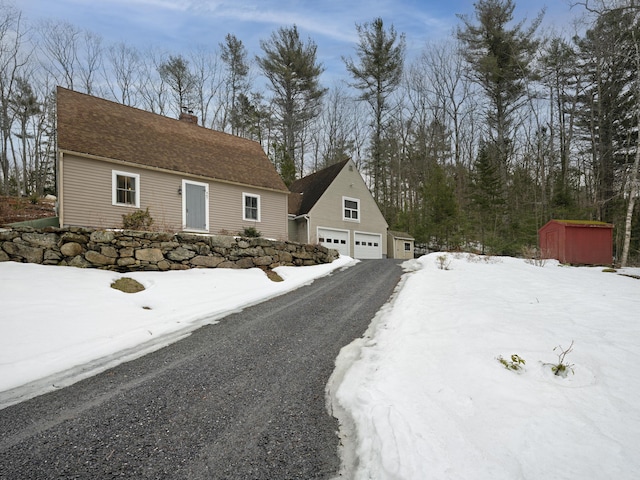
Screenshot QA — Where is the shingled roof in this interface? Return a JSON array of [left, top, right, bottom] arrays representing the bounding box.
[[56, 87, 288, 192], [288, 160, 349, 215]]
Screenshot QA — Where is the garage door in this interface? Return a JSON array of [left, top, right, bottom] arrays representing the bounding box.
[[354, 232, 382, 259], [318, 228, 349, 257]]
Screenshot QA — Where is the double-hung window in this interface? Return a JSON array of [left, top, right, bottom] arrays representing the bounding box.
[[112, 170, 140, 207], [243, 193, 261, 222], [343, 196, 360, 222]]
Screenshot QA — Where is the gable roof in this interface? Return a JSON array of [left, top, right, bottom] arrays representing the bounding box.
[[388, 230, 415, 240], [56, 87, 288, 192], [288, 160, 349, 215]]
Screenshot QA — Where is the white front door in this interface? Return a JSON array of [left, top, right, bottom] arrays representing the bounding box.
[[183, 180, 209, 232], [318, 227, 349, 257], [354, 232, 382, 259]]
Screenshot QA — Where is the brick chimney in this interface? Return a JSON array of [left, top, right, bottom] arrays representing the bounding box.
[[179, 107, 198, 125]]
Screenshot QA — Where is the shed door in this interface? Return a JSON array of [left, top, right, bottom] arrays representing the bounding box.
[[354, 232, 382, 259], [183, 180, 208, 231], [318, 228, 349, 257]]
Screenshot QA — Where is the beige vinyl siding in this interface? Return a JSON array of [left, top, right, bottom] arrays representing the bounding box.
[[388, 237, 414, 259], [61, 154, 182, 230], [210, 183, 288, 239], [307, 162, 388, 256], [61, 154, 288, 238]]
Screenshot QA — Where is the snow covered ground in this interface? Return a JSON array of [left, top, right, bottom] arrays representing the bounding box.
[[0, 257, 354, 407], [331, 253, 640, 480], [2, 253, 640, 479]]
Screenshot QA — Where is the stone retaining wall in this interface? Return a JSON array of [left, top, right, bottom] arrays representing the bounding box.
[[0, 227, 338, 272]]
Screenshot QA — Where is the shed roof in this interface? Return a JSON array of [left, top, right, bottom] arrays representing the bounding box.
[[288, 160, 349, 215], [388, 230, 415, 240], [540, 219, 613, 230], [56, 87, 288, 192]]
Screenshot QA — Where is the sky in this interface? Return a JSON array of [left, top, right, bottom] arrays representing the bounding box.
[[2, 253, 640, 478], [17, 0, 582, 85]]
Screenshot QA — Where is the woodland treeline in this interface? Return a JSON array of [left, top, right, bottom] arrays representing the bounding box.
[[1, 0, 639, 264]]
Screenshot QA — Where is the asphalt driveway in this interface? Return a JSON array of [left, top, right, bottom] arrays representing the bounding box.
[[0, 259, 403, 479]]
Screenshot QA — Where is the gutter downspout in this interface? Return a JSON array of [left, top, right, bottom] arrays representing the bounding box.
[[291, 214, 310, 243], [57, 151, 63, 226]]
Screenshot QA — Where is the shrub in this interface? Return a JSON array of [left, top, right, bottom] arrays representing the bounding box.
[[436, 254, 451, 270], [522, 245, 547, 267], [122, 207, 154, 230], [241, 226, 261, 237]]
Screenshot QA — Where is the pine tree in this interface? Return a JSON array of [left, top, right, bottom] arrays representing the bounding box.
[[158, 55, 196, 115], [457, 0, 542, 176], [343, 17, 406, 206], [575, 8, 637, 222], [257, 25, 325, 183], [470, 142, 506, 254], [220, 34, 250, 136]]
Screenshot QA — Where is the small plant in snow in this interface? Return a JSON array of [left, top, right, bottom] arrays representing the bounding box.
[[466, 253, 501, 264], [497, 354, 526, 372], [549, 340, 575, 377], [522, 245, 547, 267], [436, 254, 451, 270]]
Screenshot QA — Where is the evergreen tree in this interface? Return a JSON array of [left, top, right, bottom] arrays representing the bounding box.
[[256, 25, 325, 184], [423, 163, 459, 250], [457, 0, 542, 175], [470, 142, 506, 254], [10, 77, 40, 196], [220, 34, 250, 136], [575, 7, 637, 222], [158, 55, 196, 115], [343, 17, 406, 206]]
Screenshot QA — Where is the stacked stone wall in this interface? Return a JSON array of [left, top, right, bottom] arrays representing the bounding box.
[[0, 227, 338, 272]]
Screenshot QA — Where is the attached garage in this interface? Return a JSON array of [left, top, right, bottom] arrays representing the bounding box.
[[354, 232, 383, 259], [318, 227, 350, 257], [289, 160, 389, 260]]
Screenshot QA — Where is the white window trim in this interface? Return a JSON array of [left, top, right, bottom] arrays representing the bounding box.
[[342, 196, 360, 223], [182, 179, 210, 232], [112, 170, 140, 207], [242, 192, 261, 222]]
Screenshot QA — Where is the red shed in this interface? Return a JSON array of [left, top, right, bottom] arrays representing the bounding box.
[[538, 220, 614, 265]]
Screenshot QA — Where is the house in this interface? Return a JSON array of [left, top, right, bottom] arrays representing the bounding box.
[[387, 230, 415, 259], [538, 219, 614, 265], [56, 87, 289, 238], [288, 159, 388, 259]]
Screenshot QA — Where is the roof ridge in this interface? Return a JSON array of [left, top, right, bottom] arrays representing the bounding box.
[[56, 87, 288, 192]]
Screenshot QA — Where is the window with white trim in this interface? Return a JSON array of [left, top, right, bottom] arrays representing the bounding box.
[[343, 196, 360, 222], [243, 193, 261, 221], [112, 170, 140, 207]]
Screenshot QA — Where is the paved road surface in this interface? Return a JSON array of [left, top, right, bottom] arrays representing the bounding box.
[[0, 259, 403, 479]]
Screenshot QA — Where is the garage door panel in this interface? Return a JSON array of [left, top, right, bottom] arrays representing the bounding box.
[[354, 232, 382, 259], [318, 228, 349, 257]]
